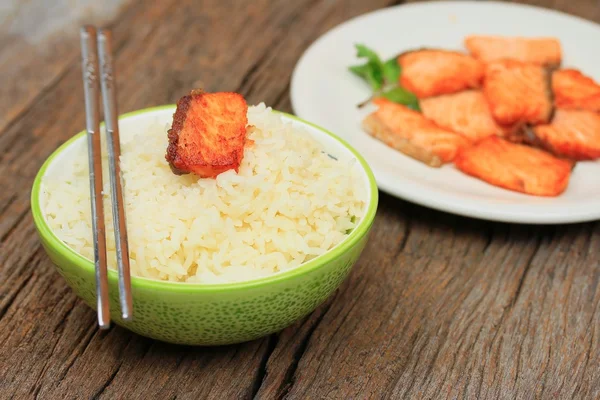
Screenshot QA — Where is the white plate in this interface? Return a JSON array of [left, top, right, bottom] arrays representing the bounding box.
[[290, 1, 600, 224]]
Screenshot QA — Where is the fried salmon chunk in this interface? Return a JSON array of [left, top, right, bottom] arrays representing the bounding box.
[[531, 109, 600, 160], [483, 60, 553, 126], [420, 90, 519, 142], [166, 90, 248, 178], [454, 136, 572, 197], [397, 49, 484, 98], [362, 98, 470, 167], [465, 35, 562, 67], [552, 69, 600, 112]]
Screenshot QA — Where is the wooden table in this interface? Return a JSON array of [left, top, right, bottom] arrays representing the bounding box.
[[2, 0, 599, 398]]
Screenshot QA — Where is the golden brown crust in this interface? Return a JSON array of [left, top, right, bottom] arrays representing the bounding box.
[[363, 98, 470, 166], [166, 92, 194, 175], [362, 114, 443, 167], [165, 90, 248, 178]]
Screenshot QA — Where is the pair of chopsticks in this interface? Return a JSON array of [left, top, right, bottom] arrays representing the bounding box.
[[80, 26, 132, 329]]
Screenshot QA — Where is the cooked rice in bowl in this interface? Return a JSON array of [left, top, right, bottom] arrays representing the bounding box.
[[41, 104, 368, 283]]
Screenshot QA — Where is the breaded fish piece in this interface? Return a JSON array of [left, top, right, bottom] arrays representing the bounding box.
[[454, 136, 572, 197], [483, 60, 553, 126], [166, 90, 248, 178], [552, 69, 600, 112], [363, 98, 470, 167], [397, 49, 484, 98], [465, 35, 562, 67], [420, 90, 519, 142], [531, 109, 600, 160]]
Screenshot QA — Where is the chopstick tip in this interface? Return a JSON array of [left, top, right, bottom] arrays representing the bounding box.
[[97, 28, 113, 42], [81, 25, 97, 37], [98, 317, 111, 330]]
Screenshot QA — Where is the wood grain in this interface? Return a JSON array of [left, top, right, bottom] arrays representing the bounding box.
[[0, 0, 130, 138], [1, 0, 599, 399]]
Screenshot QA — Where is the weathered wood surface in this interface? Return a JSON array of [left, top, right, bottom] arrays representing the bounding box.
[[1, 0, 599, 398]]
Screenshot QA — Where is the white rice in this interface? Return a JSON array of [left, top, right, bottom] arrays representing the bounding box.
[[41, 104, 367, 283]]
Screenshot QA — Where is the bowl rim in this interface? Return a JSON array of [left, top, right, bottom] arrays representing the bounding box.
[[30, 104, 379, 292]]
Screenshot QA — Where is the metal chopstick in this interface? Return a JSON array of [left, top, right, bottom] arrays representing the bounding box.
[[97, 28, 134, 321], [80, 26, 111, 329]]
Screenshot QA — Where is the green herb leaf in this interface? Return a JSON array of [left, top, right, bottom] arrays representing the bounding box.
[[380, 87, 420, 111], [348, 62, 383, 90], [350, 44, 387, 90], [355, 44, 383, 69], [349, 45, 418, 109], [364, 65, 383, 90], [382, 56, 401, 84], [349, 63, 370, 77]]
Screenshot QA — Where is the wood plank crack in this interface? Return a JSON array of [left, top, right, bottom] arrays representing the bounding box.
[[251, 334, 278, 399], [394, 218, 412, 257], [0, 207, 31, 244], [0, 269, 33, 321], [55, 323, 99, 386], [465, 324, 487, 398], [486, 237, 543, 357], [0, 193, 17, 217], [92, 360, 125, 399], [509, 237, 543, 311], [570, 290, 600, 397], [29, 309, 75, 398], [0, 249, 39, 321], [236, 48, 273, 97], [277, 300, 335, 400], [482, 227, 494, 254]]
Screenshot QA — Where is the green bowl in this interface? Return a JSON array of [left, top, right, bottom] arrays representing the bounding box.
[[30, 105, 378, 346]]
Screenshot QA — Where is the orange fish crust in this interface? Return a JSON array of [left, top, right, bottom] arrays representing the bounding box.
[[454, 136, 572, 197], [364, 98, 470, 166], [420, 90, 520, 142], [483, 60, 553, 126], [552, 69, 600, 112], [398, 49, 484, 99], [532, 109, 600, 160], [464, 35, 562, 67], [166, 90, 248, 178]]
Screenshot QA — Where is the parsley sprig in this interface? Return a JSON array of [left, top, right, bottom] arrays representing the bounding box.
[[348, 44, 420, 111]]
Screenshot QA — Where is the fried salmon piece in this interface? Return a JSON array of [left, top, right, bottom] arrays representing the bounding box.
[[552, 69, 600, 112], [420, 90, 520, 142], [362, 98, 470, 167], [483, 60, 553, 126], [465, 35, 562, 67], [165, 90, 248, 178], [530, 109, 600, 160], [398, 49, 484, 98], [454, 136, 572, 197]]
